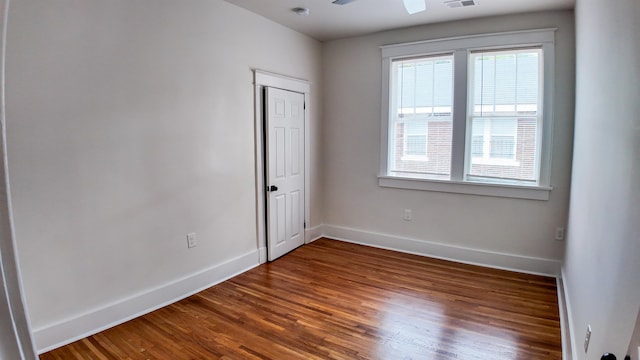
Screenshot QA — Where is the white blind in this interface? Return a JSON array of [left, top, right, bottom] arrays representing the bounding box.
[[472, 48, 541, 115], [396, 55, 453, 116]]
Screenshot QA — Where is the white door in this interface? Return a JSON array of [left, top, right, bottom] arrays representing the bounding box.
[[265, 87, 305, 261]]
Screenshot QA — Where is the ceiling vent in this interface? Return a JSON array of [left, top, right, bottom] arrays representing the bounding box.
[[444, 0, 477, 8]]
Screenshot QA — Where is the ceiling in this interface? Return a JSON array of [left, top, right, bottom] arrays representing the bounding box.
[[223, 0, 574, 42]]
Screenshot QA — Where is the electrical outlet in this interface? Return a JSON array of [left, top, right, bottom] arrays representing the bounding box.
[[555, 227, 565, 241], [187, 232, 197, 248], [584, 324, 592, 353], [403, 209, 412, 221]]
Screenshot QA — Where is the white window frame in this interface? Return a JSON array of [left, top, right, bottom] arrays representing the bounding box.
[[379, 29, 556, 200]]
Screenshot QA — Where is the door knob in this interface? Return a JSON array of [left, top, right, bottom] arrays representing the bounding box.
[[268, 185, 278, 192]]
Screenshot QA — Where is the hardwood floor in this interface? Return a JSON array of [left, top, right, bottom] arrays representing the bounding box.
[[41, 238, 562, 359]]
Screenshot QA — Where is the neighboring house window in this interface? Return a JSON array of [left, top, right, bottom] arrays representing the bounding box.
[[379, 29, 555, 200], [403, 119, 428, 158]]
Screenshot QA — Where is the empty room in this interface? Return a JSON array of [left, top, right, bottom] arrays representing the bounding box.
[[0, 0, 638, 359]]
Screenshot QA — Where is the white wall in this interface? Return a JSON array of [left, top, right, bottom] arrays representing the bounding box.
[[563, 0, 640, 358], [0, 272, 21, 359], [628, 310, 640, 360], [322, 11, 575, 269], [0, 0, 37, 357], [4, 0, 322, 351]]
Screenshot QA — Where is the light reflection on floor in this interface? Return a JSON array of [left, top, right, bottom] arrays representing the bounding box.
[[372, 293, 524, 359]]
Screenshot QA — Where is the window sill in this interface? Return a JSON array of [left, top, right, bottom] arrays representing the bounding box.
[[378, 175, 552, 200]]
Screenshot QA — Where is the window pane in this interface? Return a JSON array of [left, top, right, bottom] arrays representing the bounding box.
[[471, 136, 484, 157], [516, 52, 539, 109], [490, 136, 515, 158], [471, 118, 484, 157], [491, 118, 517, 136], [495, 54, 516, 109], [433, 60, 453, 108], [390, 55, 453, 178], [399, 64, 416, 111], [406, 135, 427, 155], [405, 120, 427, 156], [468, 117, 537, 181], [472, 49, 541, 116]]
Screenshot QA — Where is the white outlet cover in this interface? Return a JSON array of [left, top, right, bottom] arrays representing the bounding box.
[[584, 324, 592, 353], [187, 232, 197, 248]]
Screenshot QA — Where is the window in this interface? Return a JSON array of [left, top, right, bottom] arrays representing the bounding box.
[[468, 48, 542, 181], [379, 29, 555, 200], [391, 55, 453, 174]]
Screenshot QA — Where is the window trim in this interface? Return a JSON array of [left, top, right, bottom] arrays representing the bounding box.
[[379, 28, 556, 201]]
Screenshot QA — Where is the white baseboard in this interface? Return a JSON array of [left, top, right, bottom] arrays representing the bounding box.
[[556, 276, 573, 360], [560, 267, 577, 360], [322, 225, 561, 277], [33, 249, 260, 354], [305, 225, 323, 244]]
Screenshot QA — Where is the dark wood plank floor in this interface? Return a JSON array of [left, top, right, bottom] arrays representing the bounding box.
[[41, 238, 561, 359]]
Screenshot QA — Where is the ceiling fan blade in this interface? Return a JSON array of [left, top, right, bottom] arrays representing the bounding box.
[[403, 0, 426, 14], [332, 0, 357, 5]]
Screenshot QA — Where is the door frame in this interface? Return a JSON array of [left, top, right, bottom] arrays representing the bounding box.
[[253, 70, 310, 264]]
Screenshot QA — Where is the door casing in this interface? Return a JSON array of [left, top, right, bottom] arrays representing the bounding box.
[[253, 70, 311, 263]]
